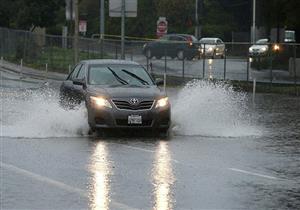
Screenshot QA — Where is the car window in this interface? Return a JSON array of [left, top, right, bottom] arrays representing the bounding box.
[[170, 36, 184, 41], [68, 64, 82, 80], [190, 36, 198, 42], [76, 64, 86, 80], [181, 35, 197, 42], [256, 39, 268, 44]]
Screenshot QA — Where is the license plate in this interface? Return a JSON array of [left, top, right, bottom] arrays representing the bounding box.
[[128, 115, 142, 124]]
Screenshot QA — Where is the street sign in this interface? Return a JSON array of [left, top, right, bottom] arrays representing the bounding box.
[[79, 20, 87, 33], [109, 0, 137, 17], [157, 17, 168, 38]]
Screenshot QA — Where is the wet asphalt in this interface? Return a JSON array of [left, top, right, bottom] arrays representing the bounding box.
[[1, 68, 300, 210]]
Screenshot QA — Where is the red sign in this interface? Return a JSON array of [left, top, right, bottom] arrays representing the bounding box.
[[156, 17, 168, 38], [79, 20, 87, 33]]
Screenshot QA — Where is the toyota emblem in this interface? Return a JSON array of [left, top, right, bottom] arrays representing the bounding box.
[[129, 98, 139, 105]]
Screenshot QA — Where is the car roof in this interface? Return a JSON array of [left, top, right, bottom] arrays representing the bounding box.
[[81, 59, 140, 66], [200, 37, 219, 41], [166, 33, 192, 36], [257, 38, 268, 42]]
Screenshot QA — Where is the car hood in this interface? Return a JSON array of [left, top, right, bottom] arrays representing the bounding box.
[[200, 44, 217, 48], [250, 44, 268, 50], [87, 85, 165, 99]]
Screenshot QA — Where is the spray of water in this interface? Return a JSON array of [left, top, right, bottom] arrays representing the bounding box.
[[1, 80, 261, 139], [172, 80, 261, 137], [1, 88, 89, 138]]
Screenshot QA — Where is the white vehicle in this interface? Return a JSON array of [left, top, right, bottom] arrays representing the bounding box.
[[284, 30, 295, 43], [199, 37, 226, 58], [249, 39, 269, 57]]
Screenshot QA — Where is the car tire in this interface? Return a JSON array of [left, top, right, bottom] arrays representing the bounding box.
[[88, 125, 96, 135], [177, 50, 184, 60], [145, 49, 153, 59], [159, 128, 170, 138], [187, 55, 194, 60]]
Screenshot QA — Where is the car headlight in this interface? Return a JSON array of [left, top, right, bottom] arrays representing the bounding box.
[[155, 97, 169, 108], [261, 47, 267, 52], [249, 47, 253, 52], [90, 96, 112, 108], [143, 43, 147, 49]]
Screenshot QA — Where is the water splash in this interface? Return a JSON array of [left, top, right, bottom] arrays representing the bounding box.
[[0, 81, 262, 139], [1, 88, 89, 138], [172, 80, 262, 137]]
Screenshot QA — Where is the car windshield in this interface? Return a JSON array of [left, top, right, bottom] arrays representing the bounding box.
[[88, 64, 155, 86], [199, 39, 216, 44], [256, 39, 268, 44]]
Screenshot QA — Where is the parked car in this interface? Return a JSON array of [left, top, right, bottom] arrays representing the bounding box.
[[199, 37, 226, 58], [142, 34, 200, 60], [249, 39, 269, 57], [59, 59, 171, 135]]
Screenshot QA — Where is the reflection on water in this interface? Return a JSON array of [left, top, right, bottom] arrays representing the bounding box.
[[89, 142, 112, 210], [152, 141, 175, 210]]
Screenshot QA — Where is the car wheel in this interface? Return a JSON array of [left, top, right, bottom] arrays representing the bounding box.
[[177, 50, 184, 60], [159, 128, 170, 138], [88, 124, 96, 135], [187, 55, 194, 60], [145, 49, 153, 59]]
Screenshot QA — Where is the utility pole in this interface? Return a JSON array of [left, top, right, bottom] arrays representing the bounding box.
[[100, 0, 105, 37], [74, 0, 79, 63], [121, 0, 125, 59], [251, 0, 256, 43], [195, 0, 199, 39]]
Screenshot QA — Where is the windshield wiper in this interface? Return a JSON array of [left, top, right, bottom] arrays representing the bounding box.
[[107, 67, 128, 85], [121, 69, 149, 85]]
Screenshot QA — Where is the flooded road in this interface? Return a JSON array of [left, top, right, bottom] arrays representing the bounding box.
[[1, 70, 300, 209]]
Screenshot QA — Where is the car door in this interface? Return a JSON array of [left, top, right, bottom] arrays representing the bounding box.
[[72, 63, 87, 102], [168, 35, 184, 57], [154, 35, 170, 57]]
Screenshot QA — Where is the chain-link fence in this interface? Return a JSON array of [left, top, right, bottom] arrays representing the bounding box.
[[0, 27, 299, 94]]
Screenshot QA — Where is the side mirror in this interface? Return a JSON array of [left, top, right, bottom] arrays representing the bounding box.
[[155, 78, 164, 86], [73, 79, 85, 86]]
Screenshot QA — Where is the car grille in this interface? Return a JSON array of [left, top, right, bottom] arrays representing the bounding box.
[[112, 100, 154, 110]]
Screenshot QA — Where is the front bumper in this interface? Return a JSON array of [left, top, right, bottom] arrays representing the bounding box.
[[87, 103, 171, 130]]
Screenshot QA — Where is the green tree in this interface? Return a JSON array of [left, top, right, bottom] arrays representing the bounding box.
[[0, 0, 64, 31], [202, 0, 236, 40]]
